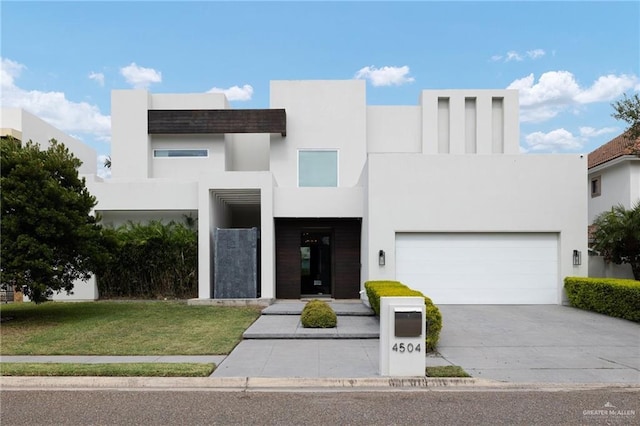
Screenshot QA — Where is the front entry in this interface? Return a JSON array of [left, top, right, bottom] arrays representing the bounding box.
[[300, 231, 332, 296], [275, 218, 361, 299]]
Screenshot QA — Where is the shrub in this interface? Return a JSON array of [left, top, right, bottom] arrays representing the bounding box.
[[364, 281, 442, 352], [564, 277, 640, 322], [98, 220, 198, 299], [300, 300, 337, 328]]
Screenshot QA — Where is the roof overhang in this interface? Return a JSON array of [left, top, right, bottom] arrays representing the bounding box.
[[148, 109, 286, 136], [588, 155, 640, 174]]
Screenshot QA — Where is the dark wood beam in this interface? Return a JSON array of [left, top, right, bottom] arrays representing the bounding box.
[[148, 109, 286, 136]]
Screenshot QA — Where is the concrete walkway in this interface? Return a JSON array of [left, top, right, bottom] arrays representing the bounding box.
[[2, 302, 638, 385]]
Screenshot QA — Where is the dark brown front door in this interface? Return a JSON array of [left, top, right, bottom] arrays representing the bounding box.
[[275, 219, 361, 299]]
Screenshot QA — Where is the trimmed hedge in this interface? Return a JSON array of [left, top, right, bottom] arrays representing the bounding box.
[[364, 281, 442, 352], [564, 277, 640, 323], [301, 300, 338, 328]]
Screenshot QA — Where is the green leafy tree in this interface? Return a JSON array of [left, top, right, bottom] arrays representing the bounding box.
[[1, 137, 104, 303], [611, 93, 640, 141], [591, 203, 640, 280]]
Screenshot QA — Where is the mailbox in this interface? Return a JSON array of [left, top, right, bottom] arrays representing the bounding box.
[[379, 297, 426, 376], [394, 308, 423, 337]]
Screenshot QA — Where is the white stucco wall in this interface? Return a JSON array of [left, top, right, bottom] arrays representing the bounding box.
[[364, 154, 588, 303], [111, 90, 150, 179], [269, 80, 367, 188], [274, 187, 364, 217], [367, 106, 421, 153], [227, 133, 270, 171], [588, 159, 639, 223], [150, 134, 226, 178], [420, 90, 519, 155], [87, 179, 198, 211], [1, 108, 97, 175]]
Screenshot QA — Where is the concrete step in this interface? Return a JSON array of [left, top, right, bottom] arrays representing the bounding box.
[[261, 301, 375, 316], [243, 315, 379, 339]]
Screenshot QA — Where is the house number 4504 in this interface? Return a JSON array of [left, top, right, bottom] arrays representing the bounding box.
[[392, 343, 421, 353]]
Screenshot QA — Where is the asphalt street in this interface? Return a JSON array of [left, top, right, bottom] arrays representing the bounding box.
[[2, 388, 638, 425]]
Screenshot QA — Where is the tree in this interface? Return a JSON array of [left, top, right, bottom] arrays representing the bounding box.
[[591, 203, 640, 280], [611, 93, 640, 141], [1, 137, 104, 303]]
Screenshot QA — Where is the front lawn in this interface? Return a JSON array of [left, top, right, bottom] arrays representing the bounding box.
[[0, 301, 261, 355], [0, 363, 214, 377]]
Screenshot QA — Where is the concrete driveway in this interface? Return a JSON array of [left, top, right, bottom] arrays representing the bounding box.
[[435, 305, 640, 383]]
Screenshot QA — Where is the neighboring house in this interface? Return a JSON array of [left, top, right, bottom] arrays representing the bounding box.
[[587, 132, 639, 279], [0, 107, 100, 301], [88, 80, 587, 305]]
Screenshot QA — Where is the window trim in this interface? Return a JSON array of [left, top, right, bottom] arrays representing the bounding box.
[[297, 149, 339, 188], [153, 149, 209, 158], [590, 176, 601, 198]]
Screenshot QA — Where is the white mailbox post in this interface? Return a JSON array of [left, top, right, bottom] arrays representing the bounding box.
[[379, 296, 426, 376]]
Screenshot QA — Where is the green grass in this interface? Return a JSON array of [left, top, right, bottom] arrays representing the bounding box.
[[426, 366, 471, 378], [0, 363, 214, 377], [0, 301, 261, 355]]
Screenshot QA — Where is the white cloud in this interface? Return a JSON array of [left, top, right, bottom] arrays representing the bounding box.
[[508, 71, 639, 122], [354, 65, 415, 87], [491, 49, 545, 63], [523, 126, 619, 153], [207, 84, 254, 101], [1, 57, 111, 142], [575, 74, 639, 103], [505, 51, 523, 62], [1, 58, 25, 87], [526, 49, 546, 59], [524, 128, 583, 152], [88, 71, 105, 86], [120, 62, 161, 89]]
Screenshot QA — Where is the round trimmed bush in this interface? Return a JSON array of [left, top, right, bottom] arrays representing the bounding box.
[[301, 300, 337, 328]]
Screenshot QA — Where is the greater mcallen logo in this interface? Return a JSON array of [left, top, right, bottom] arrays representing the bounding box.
[[583, 402, 636, 422]]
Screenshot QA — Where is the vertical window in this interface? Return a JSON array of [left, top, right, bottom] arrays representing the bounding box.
[[590, 176, 601, 197], [298, 150, 338, 187]]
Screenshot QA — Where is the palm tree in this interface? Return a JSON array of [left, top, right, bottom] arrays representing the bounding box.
[[592, 202, 640, 280]]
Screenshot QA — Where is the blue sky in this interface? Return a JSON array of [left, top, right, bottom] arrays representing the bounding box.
[[2, 1, 638, 177]]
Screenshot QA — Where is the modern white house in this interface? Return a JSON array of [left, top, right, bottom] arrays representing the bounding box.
[[87, 80, 588, 305], [587, 132, 639, 279], [0, 107, 100, 300]]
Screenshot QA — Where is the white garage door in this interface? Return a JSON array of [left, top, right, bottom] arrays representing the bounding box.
[[395, 233, 558, 304]]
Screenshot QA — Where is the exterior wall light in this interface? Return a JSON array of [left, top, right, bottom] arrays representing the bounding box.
[[379, 250, 386, 266], [573, 250, 582, 266]]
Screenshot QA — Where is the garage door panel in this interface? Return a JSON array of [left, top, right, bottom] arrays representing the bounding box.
[[421, 288, 558, 304], [398, 272, 557, 290], [397, 261, 555, 276], [395, 233, 558, 304]]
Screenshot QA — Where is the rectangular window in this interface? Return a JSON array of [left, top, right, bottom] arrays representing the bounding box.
[[154, 149, 208, 158], [298, 150, 338, 187], [591, 176, 601, 197]]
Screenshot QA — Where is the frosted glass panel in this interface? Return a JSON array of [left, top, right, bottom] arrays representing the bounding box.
[[299, 150, 338, 187]]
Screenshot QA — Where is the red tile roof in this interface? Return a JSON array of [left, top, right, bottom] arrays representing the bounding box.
[[588, 132, 640, 169]]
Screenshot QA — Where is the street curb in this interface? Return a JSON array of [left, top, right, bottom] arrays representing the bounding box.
[[2, 376, 639, 391]]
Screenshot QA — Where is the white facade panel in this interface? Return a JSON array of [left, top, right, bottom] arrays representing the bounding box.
[[274, 187, 364, 218], [367, 106, 421, 153], [396, 233, 559, 304], [269, 80, 367, 188], [588, 160, 640, 223], [364, 153, 588, 304]]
